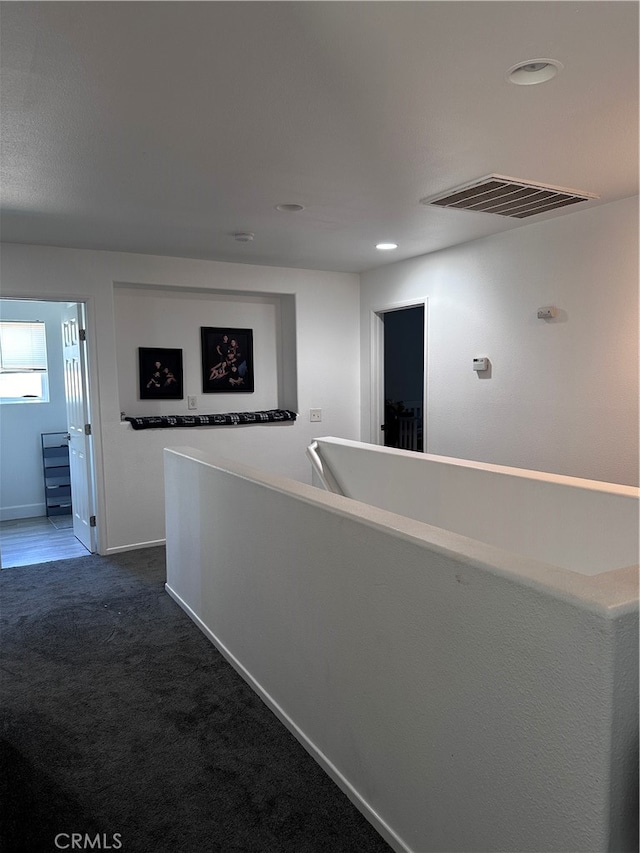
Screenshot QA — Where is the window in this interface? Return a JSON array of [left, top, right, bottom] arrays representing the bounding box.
[[0, 321, 50, 403]]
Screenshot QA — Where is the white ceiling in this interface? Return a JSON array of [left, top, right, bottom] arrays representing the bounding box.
[[1, 1, 638, 273]]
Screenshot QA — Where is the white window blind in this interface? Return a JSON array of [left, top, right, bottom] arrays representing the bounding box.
[[0, 321, 48, 371]]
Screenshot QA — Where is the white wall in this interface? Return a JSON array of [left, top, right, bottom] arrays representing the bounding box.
[[0, 299, 68, 519], [165, 447, 639, 853], [2, 196, 635, 546], [0, 244, 360, 552], [361, 197, 639, 486]]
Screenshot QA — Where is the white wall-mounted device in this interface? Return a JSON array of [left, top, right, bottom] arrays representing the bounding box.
[[473, 357, 489, 372], [537, 306, 557, 319]]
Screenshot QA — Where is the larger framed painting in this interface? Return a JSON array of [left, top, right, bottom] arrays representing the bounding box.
[[138, 347, 184, 400], [201, 327, 254, 393]]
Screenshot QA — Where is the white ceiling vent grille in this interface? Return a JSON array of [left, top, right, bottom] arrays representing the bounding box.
[[420, 175, 598, 219]]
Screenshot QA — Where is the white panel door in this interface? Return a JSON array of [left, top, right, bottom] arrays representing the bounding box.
[[62, 303, 95, 552]]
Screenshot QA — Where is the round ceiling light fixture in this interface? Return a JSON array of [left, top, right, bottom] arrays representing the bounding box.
[[375, 242, 398, 251], [507, 58, 563, 85], [275, 203, 305, 213]]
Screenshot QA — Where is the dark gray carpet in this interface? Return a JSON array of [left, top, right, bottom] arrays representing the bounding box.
[[0, 548, 392, 853]]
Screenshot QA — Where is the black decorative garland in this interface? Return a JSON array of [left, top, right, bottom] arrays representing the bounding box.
[[125, 409, 297, 430]]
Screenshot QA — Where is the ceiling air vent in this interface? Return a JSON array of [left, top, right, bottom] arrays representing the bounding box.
[[420, 175, 598, 219]]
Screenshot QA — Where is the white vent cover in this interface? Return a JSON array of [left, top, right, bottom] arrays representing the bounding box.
[[420, 175, 598, 219]]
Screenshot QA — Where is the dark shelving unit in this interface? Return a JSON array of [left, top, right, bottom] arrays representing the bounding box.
[[41, 432, 72, 518]]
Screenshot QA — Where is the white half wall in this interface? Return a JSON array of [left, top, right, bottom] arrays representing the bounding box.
[[361, 197, 639, 486], [0, 244, 360, 552], [0, 299, 68, 520], [164, 446, 639, 853], [310, 437, 639, 575]]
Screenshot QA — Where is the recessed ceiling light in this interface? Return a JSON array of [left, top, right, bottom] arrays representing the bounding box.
[[275, 203, 305, 213], [376, 242, 398, 251], [507, 58, 563, 86]]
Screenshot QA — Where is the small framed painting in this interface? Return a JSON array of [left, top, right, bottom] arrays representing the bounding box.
[[201, 327, 254, 393], [138, 347, 184, 400]]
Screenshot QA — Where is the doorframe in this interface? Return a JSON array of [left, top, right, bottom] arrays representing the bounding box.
[[370, 297, 428, 450], [0, 293, 104, 554]]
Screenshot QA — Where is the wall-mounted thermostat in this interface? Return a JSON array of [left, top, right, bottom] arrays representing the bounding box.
[[537, 306, 557, 320], [473, 357, 489, 372]]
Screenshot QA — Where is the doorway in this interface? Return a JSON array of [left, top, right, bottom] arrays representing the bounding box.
[[371, 301, 427, 452], [0, 298, 96, 567]]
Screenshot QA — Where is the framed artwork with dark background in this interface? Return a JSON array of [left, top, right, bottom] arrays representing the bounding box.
[[138, 347, 184, 400], [201, 327, 254, 393]]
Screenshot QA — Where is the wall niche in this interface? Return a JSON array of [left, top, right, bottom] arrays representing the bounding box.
[[114, 283, 297, 417]]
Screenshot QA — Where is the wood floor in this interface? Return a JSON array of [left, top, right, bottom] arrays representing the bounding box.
[[0, 516, 90, 568]]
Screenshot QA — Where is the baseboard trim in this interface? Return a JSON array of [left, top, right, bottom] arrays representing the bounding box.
[[105, 539, 165, 555], [0, 504, 45, 521], [165, 582, 411, 853]]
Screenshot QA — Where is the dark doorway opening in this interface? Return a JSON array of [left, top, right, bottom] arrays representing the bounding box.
[[383, 305, 424, 451]]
